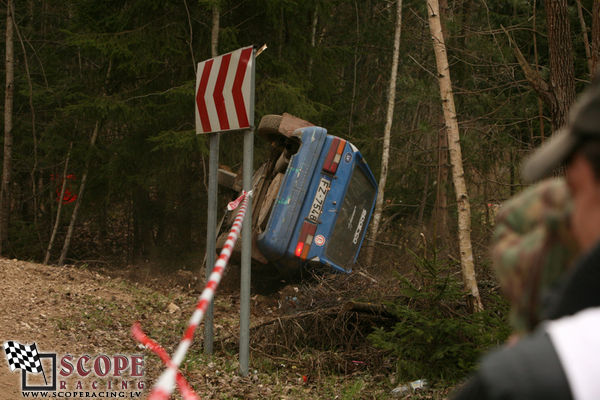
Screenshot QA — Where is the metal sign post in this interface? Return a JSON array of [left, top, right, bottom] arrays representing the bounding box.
[[239, 46, 255, 374], [195, 45, 255, 375], [203, 132, 218, 355], [239, 127, 253, 376]]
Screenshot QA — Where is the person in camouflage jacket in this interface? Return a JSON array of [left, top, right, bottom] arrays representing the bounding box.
[[453, 70, 600, 400], [492, 177, 580, 333]]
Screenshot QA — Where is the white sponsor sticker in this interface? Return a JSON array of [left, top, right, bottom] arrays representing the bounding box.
[[352, 209, 367, 244], [314, 234, 326, 247]]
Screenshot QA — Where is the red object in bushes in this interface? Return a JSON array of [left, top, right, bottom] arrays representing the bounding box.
[[51, 173, 78, 204]]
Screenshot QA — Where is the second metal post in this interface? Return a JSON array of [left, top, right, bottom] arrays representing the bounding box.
[[204, 132, 219, 355], [239, 128, 253, 376]]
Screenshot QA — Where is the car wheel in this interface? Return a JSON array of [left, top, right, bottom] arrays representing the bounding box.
[[257, 114, 283, 136]]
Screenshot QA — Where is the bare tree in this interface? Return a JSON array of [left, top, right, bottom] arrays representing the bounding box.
[[211, 1, 220, 58], [0, 0, 15, 254], [545, 0, 576, 130], [433, 117, 449, 244], [592, 0, 600, 74], [366, 0, 403, 266], [433, 0, 449, 246], [12, 6, 40, 234], [183, 0, 196, 70], [427, 0, 483, 312], [58, 123, 99, 266], [308, 3, 319, 80], [575, 0, 593, 76], [44, 143, 72, 264], [532, 0, 546, 141], [505, 0, 575, 132], [348, 0, 359, 136]]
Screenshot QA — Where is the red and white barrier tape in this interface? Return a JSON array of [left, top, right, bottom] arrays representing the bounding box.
[[131, 323, 199, 400], [227, 190, 252, 211], [134, 191, 251, 400]]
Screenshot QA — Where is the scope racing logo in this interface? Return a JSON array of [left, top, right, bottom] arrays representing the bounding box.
[[3, 340, 145, 398]]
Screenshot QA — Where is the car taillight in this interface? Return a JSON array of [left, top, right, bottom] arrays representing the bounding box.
[[294, 221, 317, 260], [323, 138, 346, 174]]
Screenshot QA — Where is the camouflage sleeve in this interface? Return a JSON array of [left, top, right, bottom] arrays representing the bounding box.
[[492, 178, 579, 333]]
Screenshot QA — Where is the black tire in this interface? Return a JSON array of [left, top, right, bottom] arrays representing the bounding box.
[[257, 114, 283, 136]]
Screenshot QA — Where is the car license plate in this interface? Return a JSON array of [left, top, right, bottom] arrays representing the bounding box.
[[308, 177, 331, 223]]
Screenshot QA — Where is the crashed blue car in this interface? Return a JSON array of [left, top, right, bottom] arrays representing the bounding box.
[[219, 113, 377, 275]]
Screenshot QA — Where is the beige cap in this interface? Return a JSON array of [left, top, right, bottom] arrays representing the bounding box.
[[522, 76, 600, 183]]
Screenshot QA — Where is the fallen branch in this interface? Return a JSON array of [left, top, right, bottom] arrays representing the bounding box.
[[343, 301, 396, 318], [216, 301, 401, 347]]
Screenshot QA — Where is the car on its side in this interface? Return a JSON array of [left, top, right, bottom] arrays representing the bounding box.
[[218, 113, 377, 275]]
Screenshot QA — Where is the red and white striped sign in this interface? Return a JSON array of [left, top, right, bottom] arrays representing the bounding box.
[[195, 45, 255, 134]]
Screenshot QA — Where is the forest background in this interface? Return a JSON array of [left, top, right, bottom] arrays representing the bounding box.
[[0, 0, 597, 392]]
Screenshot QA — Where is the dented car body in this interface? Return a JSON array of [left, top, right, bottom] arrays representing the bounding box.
[[219, 114, 377, 274], [257, 125, 377, 273]]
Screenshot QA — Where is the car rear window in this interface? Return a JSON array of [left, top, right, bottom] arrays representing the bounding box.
[[325, 165, 376, 269]]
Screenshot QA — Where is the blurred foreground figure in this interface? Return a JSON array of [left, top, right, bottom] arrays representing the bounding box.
[[454, 76, 600, 400], [492, 178, 579, 333]]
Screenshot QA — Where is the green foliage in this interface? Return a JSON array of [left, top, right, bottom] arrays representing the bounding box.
[[340, 379, 365, 400], [368, 253, 510, 384], [256, 78, 329, 121]]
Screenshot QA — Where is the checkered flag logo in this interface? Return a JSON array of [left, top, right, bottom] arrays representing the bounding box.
[[3, 341, 43, 374]]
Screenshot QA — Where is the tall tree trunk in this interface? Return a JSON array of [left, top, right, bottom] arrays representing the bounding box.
[[545, 0, 576, 130], [533, 0, 546, 142], [427, 0, 483, 312], [433, 117, 449, 245], [432, 0, 450, 249], [418, 106, 430, 228], [44, 143, 72, 264], [58, 123, 99, 266], [348, 0, 359, 136], [505, 0, 575, 136], [277, 5, 284, 60], [0, 0, 14, 255], [366, 0, 403, 266], [12, 7, 40, 238], [592, 0, 600, 74], [575, 0, 593, 76], [211, 2, 220, 58], [308, 4, 318, 80], [183, 0, 196, 69]]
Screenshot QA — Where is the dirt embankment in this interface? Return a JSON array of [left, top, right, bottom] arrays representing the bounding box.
[[0, 257, 441, 399], [0, 258, 207, 398]]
